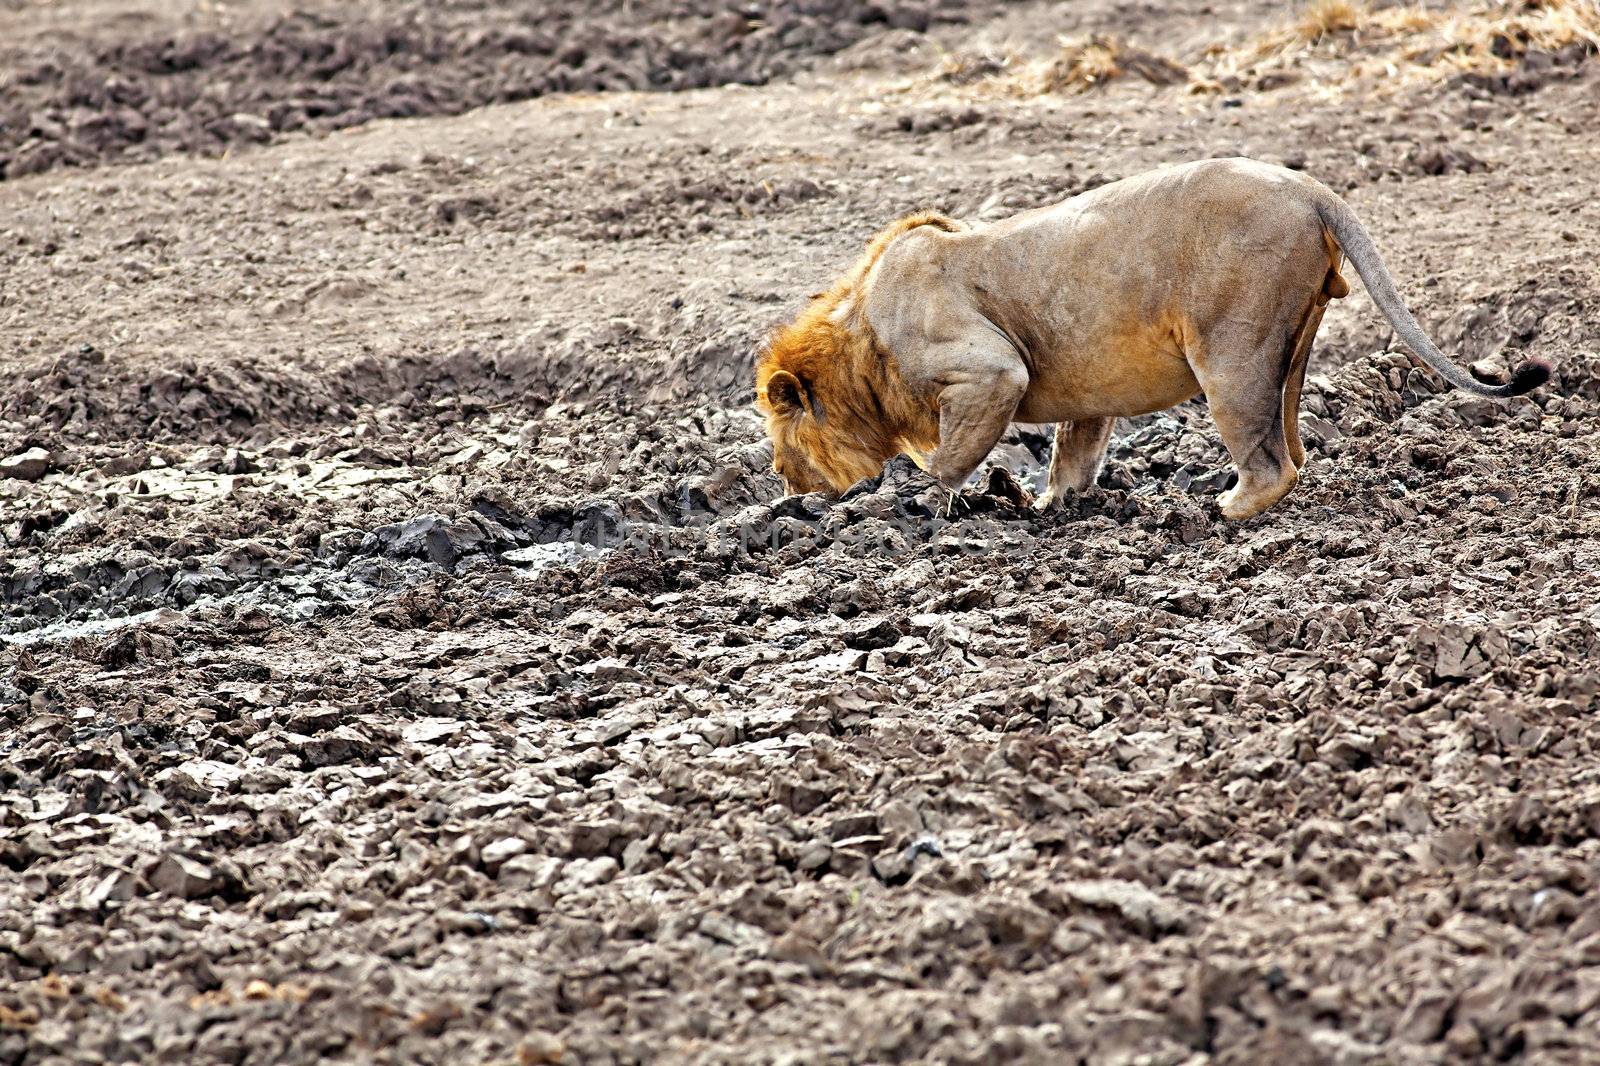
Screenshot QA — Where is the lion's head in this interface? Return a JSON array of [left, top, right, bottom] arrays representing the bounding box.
[[756, 357, 891, 497]]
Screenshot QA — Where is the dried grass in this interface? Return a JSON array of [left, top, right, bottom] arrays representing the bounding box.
[[935, 49, 1012, 86], [1038, 35, 1125, 93], [1298, 0, 1365, 42], [915, 0, 1599, 101], [1215, 0, 1600, 88], [1036, 35, 1189, 94]]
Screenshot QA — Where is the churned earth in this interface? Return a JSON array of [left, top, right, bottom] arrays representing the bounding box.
[[3, 1, 1600, 1063]]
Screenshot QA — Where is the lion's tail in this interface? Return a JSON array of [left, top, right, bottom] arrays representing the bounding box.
[[1313, 193, 1551, 398]]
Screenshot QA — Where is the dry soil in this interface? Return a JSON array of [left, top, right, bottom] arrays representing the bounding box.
[[3, 1, 1600, 1064]]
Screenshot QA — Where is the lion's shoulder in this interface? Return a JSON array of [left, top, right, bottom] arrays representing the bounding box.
[[759, 210, 967, 389]]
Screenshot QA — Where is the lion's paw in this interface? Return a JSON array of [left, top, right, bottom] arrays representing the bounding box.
[[1219, 486, 1271, 521]]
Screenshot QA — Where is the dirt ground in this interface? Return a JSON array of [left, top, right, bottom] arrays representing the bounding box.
[[3, 0, 1600, 1063]]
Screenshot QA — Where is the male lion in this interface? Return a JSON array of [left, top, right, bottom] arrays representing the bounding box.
[[755, 157, 1551, 520]]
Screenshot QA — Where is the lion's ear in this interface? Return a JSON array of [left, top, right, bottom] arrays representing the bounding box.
[[765, 370, 808, 417]]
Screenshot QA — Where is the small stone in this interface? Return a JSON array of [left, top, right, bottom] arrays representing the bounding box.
[[85, 868, 141, 909], [403, 718, 465, 744], [773, 778, 833, 815], [558, 857, 619, 891], [1468, 359, 1509, 386], [827, 812, 878, 841], [148, 854, 223, 900], [1, 447, 51, 481], [481, 837, 528, 869], [844, 616, 902, 650], [1445, 1021, 1482, 1056], [499, 854, 564, 890], [871, 850, 909, 882], [519, 1032, 566, 1065], [1395, 988, 1454, 1043], [410, 1000, 462, 1036], [299, 726, 378, 767], [1059, 879, 1188, 936], [282, 707, 341, 734], [797, 843, 832, 871], [621, 838, 655, 872], [156, 760, 247, 799]]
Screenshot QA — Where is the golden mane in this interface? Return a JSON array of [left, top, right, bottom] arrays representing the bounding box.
[[755, 212, 960, 489]]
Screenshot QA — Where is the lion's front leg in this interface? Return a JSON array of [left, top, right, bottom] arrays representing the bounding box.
[[1035, 417, 1114, 511], [927, 363, 1029, 492]]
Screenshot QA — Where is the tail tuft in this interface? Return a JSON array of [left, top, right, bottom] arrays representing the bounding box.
[[1507, 357, 1552, 396]]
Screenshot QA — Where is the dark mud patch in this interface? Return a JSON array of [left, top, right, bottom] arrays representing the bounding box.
[[15, 329, 1591, 648], [0, 315, 756, 448], [0, 0, 979, 181]]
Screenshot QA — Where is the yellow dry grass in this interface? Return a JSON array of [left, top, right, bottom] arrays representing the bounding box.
[[1298, 0, 1365, 41], [1212, 0, 1600, 89], [1039, 35, 1125, 92], [1035, 34, 1190, 94], [915, 0, 1599, 101]]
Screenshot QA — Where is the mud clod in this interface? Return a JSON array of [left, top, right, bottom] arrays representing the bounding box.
[[1, 448, 51, 481]]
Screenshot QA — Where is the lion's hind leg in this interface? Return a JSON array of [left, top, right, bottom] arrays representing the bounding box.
[[1192, 326, 1303, 521], [1209, 394, 1299, 521], [1282, 300, 1327, 471], [1035, 418, 1114, 511], [1281, 240, 1347, 471]]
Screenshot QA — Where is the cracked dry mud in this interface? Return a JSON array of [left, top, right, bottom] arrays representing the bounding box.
[[4, 1, 1600, 1064]]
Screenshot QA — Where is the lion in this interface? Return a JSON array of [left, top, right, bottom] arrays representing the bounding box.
[[755, 157, 1551, 520]]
